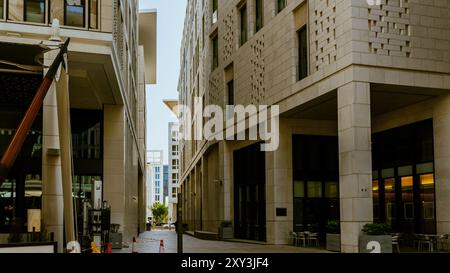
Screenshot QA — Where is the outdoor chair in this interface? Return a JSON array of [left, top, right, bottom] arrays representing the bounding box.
[[296, 232, 307, 247], [437, 234, 449, 251], [392, 234, 400, 253], [308, 233, 319, 247]]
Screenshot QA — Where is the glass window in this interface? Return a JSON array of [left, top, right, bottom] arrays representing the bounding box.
[[298, 27, 308, 80], [401, 176, 414, 220], [65, 0, 85, 27], [325, 181, 338, 198], [420, 174, 435, 219], [277, 0, 286, 13], [384, 178, 396, 221], [227, 80, 234, 105], [416, 162, 434, 174], [294, 181, 304, 198], [212, 35, 218, 70], [239, 3, 248, 46], [381, 168, 395, 179], [212, 0, 218, 24], [0, 0, 4, 20], [398, 165, 413, 177], [372, 180, 379, 220], [307, 181, 322, 198], [25, 0, 46, 23], [255, 0, 263, 32], [89, 0, 98, 29]]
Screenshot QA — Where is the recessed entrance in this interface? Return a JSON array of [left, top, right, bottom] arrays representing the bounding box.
[[233, 143, 266, 241]]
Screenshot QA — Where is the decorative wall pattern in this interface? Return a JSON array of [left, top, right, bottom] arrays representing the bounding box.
[[368, 0, 411, 57], [208, 72, 222, 107], [222, 10, 236, 63], [312, 0, 337, 72], [250, 36, 266, 105]]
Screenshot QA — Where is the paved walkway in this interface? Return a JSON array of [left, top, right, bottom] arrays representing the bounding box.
[[115, 230, 329, 253]]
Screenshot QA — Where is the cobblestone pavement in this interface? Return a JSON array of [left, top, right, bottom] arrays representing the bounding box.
[[115, 230, 330, 253]]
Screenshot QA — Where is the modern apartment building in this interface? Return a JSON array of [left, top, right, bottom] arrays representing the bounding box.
[[178, 0, 450, 252], [168, 122, 180, 222], [146, 150, 164, 218], [0, 0, 156, 252]]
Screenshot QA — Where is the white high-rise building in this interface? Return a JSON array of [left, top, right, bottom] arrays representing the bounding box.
[[168, 122, 180, 222], [146, 150, 164, 219]]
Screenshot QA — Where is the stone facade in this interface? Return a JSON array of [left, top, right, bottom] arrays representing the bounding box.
[[0, 0, 154, 251], [178, 0, 450, 252]]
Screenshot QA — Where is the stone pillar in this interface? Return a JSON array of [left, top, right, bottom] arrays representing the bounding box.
[[433, 94, 450, 235], [103, 105, 126, 233], [337, 82, 373, 253], [42, 51, 64, 253], [266, 118, 293, 244]]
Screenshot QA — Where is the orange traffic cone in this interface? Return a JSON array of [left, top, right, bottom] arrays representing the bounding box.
[[132, 237, 138, 253], [159, 240, 165, 253]]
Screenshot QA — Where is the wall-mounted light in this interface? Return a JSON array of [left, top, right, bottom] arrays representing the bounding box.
[[213, 179, 223, 186]]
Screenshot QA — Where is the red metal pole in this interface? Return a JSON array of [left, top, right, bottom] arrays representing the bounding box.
[[0, 39, 70, 186]]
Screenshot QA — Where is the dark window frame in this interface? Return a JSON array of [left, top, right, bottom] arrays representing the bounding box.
[[24, 0, 46, 24], [297, 26, 308, 81], [239, 3, 248, 46], [211, 34, 219, 70], [227, 79, 234, 105], [277, 0, 287, 13], [64, 0, 86, 28], [255, 0, 263, 32]]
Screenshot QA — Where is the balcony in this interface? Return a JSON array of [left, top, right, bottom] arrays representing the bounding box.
[[0, 0, 101, 31]]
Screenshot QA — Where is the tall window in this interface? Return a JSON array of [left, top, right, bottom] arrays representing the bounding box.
[[277, 0, 287, 13], [212, 0, 218, 24], [65, 0, 86, 27], [24, 0, 46, 23], [255, 0, 263, 32], [239, 3, 248, 46], [212, 35, 219, 70], [0, 0, 4, 20], [89, 0, 98, 29], [298, 27, 308, 80], [227, 80, 234, 105]]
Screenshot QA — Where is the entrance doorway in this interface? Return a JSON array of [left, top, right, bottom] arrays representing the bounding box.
[[292, 135, 339, 241], [233, 143, 266, 241]]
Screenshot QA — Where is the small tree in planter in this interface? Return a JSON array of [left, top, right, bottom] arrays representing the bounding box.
[[359, 223, 393, 253], [219, 221, 233, 239], [326, 220, 341, 252]]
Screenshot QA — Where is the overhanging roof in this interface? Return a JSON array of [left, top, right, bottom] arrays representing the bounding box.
[[164, 99, 179, 116], [139, 9, 157, 84]]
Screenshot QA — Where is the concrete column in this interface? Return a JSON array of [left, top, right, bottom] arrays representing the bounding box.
[[265, 118, 293, 244], [337, 82, 373, 253], [103, 105, 126, 233], [221, 141, 232, 222], [433, 94, 450, 235], [42, 51, 64, 253]]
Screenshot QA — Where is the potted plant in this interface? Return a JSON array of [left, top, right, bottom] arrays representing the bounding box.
[[359, 223, 392, 253], [219, 220, 233, 239], [326, 220, 341, 252]]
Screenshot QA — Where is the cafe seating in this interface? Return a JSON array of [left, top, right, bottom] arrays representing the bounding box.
[[392, 234, 401, 253], [308, 233, 319, 247], [437, 234, 449, 251]]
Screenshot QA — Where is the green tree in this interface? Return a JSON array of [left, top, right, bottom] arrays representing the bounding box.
[[151, 202, 168, 225]]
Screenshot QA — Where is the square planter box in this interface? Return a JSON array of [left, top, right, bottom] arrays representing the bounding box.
[[220, 227, 233, 239], [326, 234, 341, 252], [359, 235, 392, 253]]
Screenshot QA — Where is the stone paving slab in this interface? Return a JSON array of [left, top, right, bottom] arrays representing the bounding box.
[[114, 231, 330, 253]]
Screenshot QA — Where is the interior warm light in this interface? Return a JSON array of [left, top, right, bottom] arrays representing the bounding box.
[[401, 176, 413, 188], [420, 174, 434, 186]]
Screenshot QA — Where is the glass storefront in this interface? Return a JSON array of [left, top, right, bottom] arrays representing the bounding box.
[[372, 119, 436, 234], [0, 73, 43, 235], [292, 135, 339, 240]]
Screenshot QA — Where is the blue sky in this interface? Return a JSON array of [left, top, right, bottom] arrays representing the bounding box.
[[139, 0, 187, 164]]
